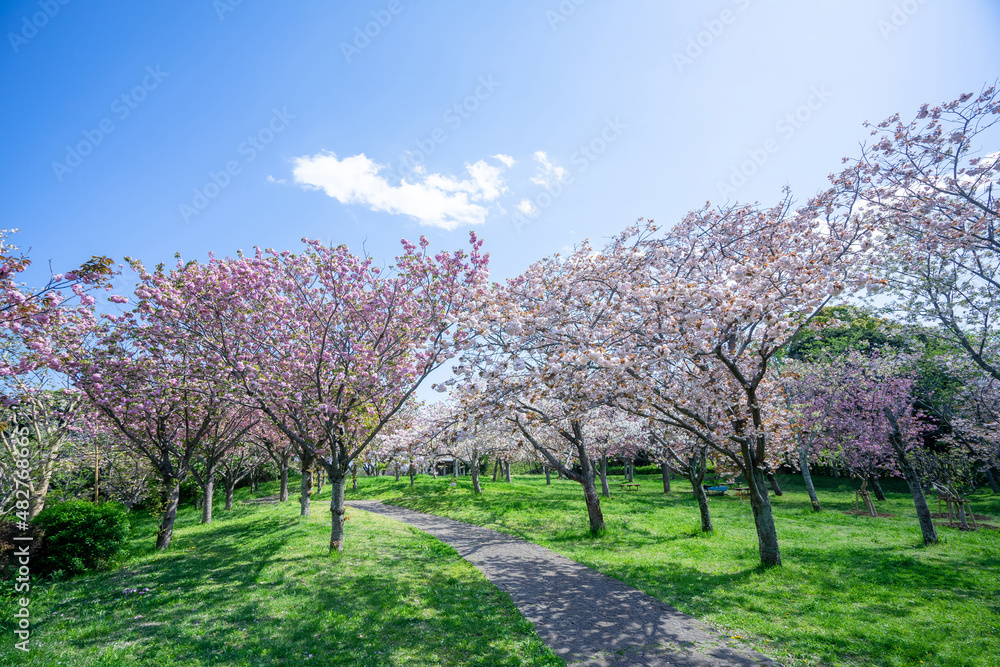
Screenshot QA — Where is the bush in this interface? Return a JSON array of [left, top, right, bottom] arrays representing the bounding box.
[[32, 501, 131, 576]]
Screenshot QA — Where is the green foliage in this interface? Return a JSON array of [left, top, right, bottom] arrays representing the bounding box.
[[785, 305, 902, 361], [32, 500, 131, 576]]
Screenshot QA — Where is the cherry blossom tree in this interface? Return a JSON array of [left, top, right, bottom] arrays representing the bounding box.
[[251, 420, 296, 502], [600, 195, 873, 566], [218, 441, 268, 510], [63, 312, 233, 549], [827, 85, 1000, 383], [134, 234, 488, 551], [188, 405, 257, 523], [650, 427, 714, 532], [0, 380, 84, 519]]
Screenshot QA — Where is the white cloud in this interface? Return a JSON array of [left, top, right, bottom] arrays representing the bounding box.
[[529, 151, 568, 187], [516, 199, 536, 216], [291, 152, 509, 230], [493, 153, 515, 168]]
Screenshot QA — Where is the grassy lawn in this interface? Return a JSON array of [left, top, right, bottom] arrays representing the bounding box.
[[345, 472, 1000, 667], [0, 482, 560, 667]]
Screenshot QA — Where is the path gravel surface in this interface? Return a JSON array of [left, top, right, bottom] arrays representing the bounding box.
[[347, 500, 782, 667]]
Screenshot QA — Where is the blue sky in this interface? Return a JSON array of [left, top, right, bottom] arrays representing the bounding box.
[[4, 0, 999, 298]]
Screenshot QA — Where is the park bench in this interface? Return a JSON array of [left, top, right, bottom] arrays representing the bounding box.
[[728, 485, 750, 500], [618, 482, 641, 492], [703, 484, 727, 496]]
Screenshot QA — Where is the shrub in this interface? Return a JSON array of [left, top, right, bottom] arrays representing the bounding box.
[[32, 501, 131, 576]]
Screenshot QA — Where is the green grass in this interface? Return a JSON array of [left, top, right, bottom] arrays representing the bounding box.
[[345, 472, 1000, 667], [0, 481, 560, 667]]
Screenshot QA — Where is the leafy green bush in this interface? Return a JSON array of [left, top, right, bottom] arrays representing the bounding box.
[[32, 501, 131, 576]]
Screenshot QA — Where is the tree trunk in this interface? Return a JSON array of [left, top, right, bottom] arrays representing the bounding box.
[[574, 448, 605, 534], [395, 467, 401, 482], [985, 468, 999, 494], [504, 460, 511, 483], [799, 447, 821, 511], [471, 460, 482, 494], [300, 453, 314, 517], [156, 479, 181, 550], [409, 464, 415, 486], [225, 480, 235, 511], [957, 500, 970, 531], [492, 458, 499, 482], [767, 472, 783, 496], [600, 455, 610, 498], [688, 466, 712, 532], [749, 467, 781, 566], [869, 476, 887, 501], [884, 408, 938, 545], [201, 471, 215, 524], [329, 474, 347, 552], [26, 467, 56, 522], [545, 466, 551, 485], [661, 462, 671, 494], [315, 467, 324, 495], [279, 461, 289, 502], [627, 459, 634, 483]]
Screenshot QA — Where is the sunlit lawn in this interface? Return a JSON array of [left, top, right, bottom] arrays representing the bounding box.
[[346, 472, 1000, 667], [0, 481, 560, 667]]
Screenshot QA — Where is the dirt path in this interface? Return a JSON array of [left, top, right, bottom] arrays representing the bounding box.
[[347, 500, 781, 667]]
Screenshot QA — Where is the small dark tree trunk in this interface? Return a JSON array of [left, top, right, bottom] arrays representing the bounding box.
[[157, 479, 182, 550], [279, 461, 289, 502], [799, 447, 821, 511], [545, 466, 551, 485], [577, 448, 605, 534], [315, 467, 324, 495], [661, 462, 671, 493], [957, 501, 970, 530], [225, 480, 235, 511], [394, 466, 401, 482], [627, 459, 634, 483], [492, 459, 499, 482], [300, 453, 314, 517], [471, 460, 482, 494], [767, 472, 783, 496], [869, 476, 887, 501], [504, 461, 511, 483], [409, 464, 415, 486], [748, 467, 781, 566], [985, 468, 999, 494], [884, 408, 938, 545], [329, 474, 347, 552], [600, 455, 610, 498], [688, 465, 712, 532]]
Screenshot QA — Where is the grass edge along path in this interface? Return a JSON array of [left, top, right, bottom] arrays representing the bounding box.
[[345, 473, 1000, 667], [0, 482, 561, 667]]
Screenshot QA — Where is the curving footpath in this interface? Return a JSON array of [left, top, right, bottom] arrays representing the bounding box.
[[347, 500, 782, 667]]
